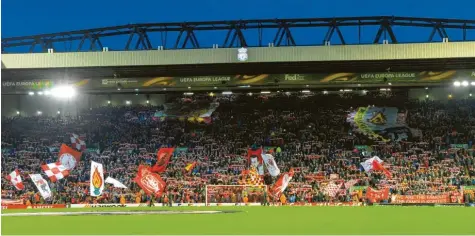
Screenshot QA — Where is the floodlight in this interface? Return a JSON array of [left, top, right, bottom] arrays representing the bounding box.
[[462, 81, 469, 87], [28, 92, 34, 96], [454, 81, 461, 87], [51, 86, 76, 98]]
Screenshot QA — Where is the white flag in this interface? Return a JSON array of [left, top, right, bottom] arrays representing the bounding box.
[[250, 157, 259, 168], [360, 156, 383, 172], [324, 182, 343, 197], [257, 165, 264, 175], [105, 177, 128, 189], [90, 161, 105, 196], [7, 170, 25, 190], [29, 174, 52, 199], [261, 154, 280, 176]]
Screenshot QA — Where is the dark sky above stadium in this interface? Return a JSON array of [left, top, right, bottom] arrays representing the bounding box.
[[2, 0, 474, 49]]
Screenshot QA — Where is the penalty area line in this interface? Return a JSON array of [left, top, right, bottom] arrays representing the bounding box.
[[3, 235, 474, 236]]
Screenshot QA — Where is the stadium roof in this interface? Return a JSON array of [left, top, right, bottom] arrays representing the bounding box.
[[2, 16, 475, 86], [2, 16, 475, 53]]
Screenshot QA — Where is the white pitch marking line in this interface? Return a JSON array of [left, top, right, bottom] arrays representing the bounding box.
[[2, 210, 224, 217]]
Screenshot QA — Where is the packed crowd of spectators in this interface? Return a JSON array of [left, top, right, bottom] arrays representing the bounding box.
[[2, 91, 475, 205]]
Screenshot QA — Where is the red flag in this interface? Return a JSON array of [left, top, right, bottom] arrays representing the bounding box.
[[151, 148, 175, 173], [269, 168, 294, 197], [134, 165, 166, 197], [372, 159, 392, 179], [366, 187, 389, 203], [41, 163, 70, 182], [57, 144, 82, 170], [7, 170, 24, 190], [70, 133, 86, 151], [247, 148, 263, 162]]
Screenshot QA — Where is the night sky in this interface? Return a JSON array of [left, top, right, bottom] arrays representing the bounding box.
[[2, 0, 474, 50]]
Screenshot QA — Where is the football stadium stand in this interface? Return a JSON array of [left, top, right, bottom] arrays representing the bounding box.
[[2, 16, 475, 208]]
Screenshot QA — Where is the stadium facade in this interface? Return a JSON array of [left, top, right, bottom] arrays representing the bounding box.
[[2, 16, 475, 117]]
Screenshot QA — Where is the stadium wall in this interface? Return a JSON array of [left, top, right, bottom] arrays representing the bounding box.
[[1, 94, 166, 117], [2, 42, 475, 68]]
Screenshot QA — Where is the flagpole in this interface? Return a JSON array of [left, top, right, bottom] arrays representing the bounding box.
[[205, 185, 208, 206]]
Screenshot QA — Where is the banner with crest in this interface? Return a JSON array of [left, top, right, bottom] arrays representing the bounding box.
[[134, 165, 166, 197], [90, 161, 105, 197], [347, 106, 421, 142]]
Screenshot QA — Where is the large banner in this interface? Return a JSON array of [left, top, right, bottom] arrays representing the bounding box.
[[392, 194, 450, 203], [450, 144, 469, 149], [366, 187, 389, 203], [463, 186, 475, 191], [261, 154, 280, 177], [134, 165, 166, 197], [347, 106, 420, 142], [29, 174, 52, 199], [3, 70, 474, 92], [350, 186, 368, 192], [2, 204, 66, 210], [151, 148, 175, 173], [288, 202, 363, 206], [90, 161, 105, 197], [462, 186, 475, 201], [270, 169, 294, 198], [153, 102, 218, 124]]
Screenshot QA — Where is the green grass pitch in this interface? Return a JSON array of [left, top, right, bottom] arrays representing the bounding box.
[[2, 206, 475, 235]]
